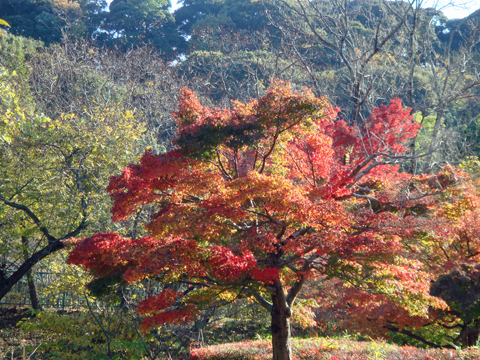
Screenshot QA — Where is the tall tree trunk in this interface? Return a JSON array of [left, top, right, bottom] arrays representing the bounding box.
[[349, 80, 362, 127], [271, 283, 293, 360], [460, 327, 480, 347], [26, 269, 41, 310], [22, 237, 41, 310]]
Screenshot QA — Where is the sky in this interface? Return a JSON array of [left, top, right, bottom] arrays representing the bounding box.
[[106, 0, 478, 19], [171, 0, 181, 12], [422, 0, 479, 19]]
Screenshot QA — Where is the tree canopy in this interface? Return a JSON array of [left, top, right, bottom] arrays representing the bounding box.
[[0, 66, 144, 301], [67, 80, 466, 359], [97, 0, 185, 52]]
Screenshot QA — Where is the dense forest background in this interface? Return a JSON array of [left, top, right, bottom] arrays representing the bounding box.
[[1, 0, 480, 165], [1, 0, 480, 358]]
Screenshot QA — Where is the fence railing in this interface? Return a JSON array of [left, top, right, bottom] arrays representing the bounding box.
[[0, 271, 89, 309], [0, 271, 167, 309]]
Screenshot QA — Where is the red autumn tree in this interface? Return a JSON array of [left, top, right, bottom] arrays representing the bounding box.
[[315, 173, 480, 349], [67, 80, 457, 360]]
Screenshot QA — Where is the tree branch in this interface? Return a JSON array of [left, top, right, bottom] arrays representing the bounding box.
[[249, 287, 273, 311], [384, 324, 450, 349], [0, 195, 57, 243]]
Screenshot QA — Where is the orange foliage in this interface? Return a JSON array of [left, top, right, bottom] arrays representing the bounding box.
[[67, 80, 465, 339]]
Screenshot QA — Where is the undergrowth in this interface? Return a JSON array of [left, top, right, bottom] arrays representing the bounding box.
[[190, 338, 480, 360]]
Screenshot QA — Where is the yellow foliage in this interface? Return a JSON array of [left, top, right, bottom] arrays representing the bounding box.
[[0, 66, 145, 307]]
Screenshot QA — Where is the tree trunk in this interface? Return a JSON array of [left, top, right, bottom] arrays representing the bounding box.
[[0, 239, 64, 301], [271, 287, 293, 360], [0, 196, 86, 302], [271, 309, 292, 360], [22, 237, 41, 310], [460, 327, 480, 347], [26, 269, 41, 310]]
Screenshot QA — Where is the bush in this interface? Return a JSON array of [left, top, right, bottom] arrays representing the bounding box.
[[18, 309, 150, 359]]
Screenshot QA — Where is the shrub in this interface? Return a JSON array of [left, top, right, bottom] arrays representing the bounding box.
[[18, 309, 149, 359]]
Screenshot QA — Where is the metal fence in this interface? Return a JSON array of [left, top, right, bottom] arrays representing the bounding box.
[[0, 271, 167, 309], [0, 271, 89, 309]]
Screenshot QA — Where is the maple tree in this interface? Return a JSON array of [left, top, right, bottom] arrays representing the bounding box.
[[68, 80, 460, 360], [316, 171, 480, 348]]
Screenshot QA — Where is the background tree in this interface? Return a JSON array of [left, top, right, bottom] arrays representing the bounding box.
[[95, 0, 185, 53], [268, 0, 415, 125], [0, 67, 144, 301], [182, 27, 294, 104], [0, 33, 44, 80], [0, 0, 88, 45], [0, 32, 211, 306], [267, 0, 480, 172], [25, 37, 192, 152], [175, 0, 271, 38]]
